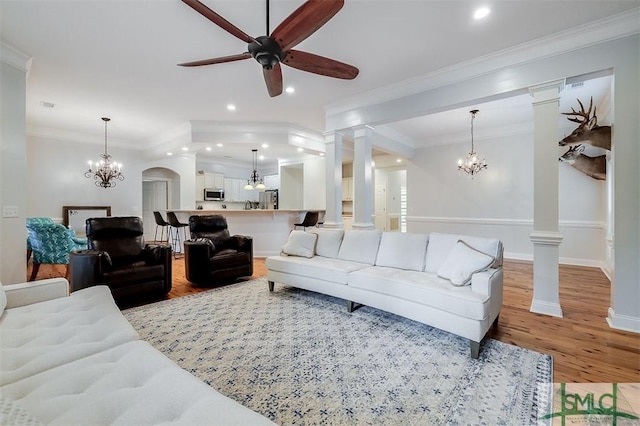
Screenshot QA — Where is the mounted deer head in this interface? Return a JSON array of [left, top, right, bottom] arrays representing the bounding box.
[[559, 144, 606, 180], [559, 97, 611, 151]]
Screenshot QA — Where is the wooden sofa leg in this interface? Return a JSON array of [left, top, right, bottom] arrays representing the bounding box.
[[470, 340, 480, 359], [346, 301, 355, 313], [268, 281, 274, 292], [493, 314, 500, 330]]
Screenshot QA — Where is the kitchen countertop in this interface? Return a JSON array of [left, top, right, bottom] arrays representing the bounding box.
[[168, 209, 322, 213]]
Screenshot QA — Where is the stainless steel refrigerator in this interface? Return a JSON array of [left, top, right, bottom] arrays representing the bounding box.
[[259, 189, 278, 210]]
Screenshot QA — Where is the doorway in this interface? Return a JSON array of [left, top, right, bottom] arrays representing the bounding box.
[[142, 180, 168, 242]]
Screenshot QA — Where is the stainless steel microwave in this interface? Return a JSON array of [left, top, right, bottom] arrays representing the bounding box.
[[204, 188, 224, 201]]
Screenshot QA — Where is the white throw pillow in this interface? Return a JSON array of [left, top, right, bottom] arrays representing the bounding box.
[[309, 228, 344, 258], [282, 230, 318, 258], [0, 284, 6, 314], [437, 240, 495, 286]]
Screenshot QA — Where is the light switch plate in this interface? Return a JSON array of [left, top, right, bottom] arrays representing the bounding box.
[[2, 206, 19, 218]]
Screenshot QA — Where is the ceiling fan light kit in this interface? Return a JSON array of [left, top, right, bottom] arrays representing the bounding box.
[[179, 0, 359, 97]]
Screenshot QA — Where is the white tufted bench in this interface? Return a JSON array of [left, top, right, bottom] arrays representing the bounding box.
[[0, 278, 274, 425]]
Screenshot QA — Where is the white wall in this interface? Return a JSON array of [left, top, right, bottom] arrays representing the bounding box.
[[279, 165, 303, 209], [26, 136, 143, 220], [407, 129, 606, 266], [303, 157, 326, 210], [0, 51, 28, 284]]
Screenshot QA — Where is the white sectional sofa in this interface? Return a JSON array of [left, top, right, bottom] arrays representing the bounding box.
[[0, 278, 274, 425], [266, 229, 504, 358]]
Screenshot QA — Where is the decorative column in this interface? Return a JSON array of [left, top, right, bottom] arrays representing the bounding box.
[[352, 125, 374, 230], [322, 130, 344, 229], [528, 80, 565, 318]]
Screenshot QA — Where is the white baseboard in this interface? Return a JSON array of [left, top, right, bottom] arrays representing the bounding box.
[[607, 307, 640, 333]]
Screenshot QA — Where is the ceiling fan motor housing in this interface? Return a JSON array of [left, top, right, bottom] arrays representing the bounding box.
[[249, 36, 286, 69]]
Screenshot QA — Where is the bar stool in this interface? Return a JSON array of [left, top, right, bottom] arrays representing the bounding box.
[[153, 211, 170, 244], [294, 211, 319, 230], [166, 211, 189, 257]]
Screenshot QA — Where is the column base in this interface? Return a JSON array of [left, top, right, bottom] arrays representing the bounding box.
[[530, 299, 563, 318], [352, 222, 375, 230]]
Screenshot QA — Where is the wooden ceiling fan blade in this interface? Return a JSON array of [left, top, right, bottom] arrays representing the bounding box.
[[182, 0, 255, 43], [271, 0, 344, 52], [282, 50, 358, 80], [178, 53, 251, 67], [263, 63, 283, 97]]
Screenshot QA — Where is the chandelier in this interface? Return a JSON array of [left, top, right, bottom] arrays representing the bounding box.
[[85, 117, 124, 188], [457, 109, 487, 177], [244, 149, 266, 190]]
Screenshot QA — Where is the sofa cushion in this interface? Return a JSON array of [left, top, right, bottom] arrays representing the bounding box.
[[337, 230, 381, 265], [348, 266, 491, 321], [282, 230, 317, 258], [0, 340, 274, 425], [266, 255, 369, 285], [0, 286, 139, 386], [375, 232, 429, 271], [309, 228, 344, 258], [437, 240, 495, 286], [424, 233, 503, 273]]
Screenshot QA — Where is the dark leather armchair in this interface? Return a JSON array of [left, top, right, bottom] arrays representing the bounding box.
[[184, 215, 253, 286], [69, 216, 172, 306]]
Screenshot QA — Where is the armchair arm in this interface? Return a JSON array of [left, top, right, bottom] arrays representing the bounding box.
[[69, 250, 108, 292], [144, 244, 172, 292], [184, 239, 214, 284], [4, 278, 69, 309], [229, 235, 253, 252], [143, 243, 172, 264]]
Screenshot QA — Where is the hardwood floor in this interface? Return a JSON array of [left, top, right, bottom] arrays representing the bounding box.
[[28, 258, 639, 383]]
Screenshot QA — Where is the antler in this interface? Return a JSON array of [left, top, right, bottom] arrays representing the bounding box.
[[562, 97, 596, 127]]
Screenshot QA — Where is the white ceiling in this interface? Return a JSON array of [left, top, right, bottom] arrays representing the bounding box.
[[1, 0, 637, 167]]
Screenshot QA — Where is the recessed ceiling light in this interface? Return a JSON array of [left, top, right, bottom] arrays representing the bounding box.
[[297, 148, 303, 152], [259, 155, 265, 160], [285, 86, 295, 94], [216, 143, 223, 147], [205, 146, 212, 151], [262, 143, 269, 148], [474, 6, 490, 20], [396, 158, 402, 163], [167, 152, 173, 156], [320, 153, 325, 157], [182, 147, 188, 151], [227, 104, 236, 111]]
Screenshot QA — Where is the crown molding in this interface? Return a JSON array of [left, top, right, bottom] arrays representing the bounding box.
[[325, 8, 640, 117], [0, 41, 31, 73]]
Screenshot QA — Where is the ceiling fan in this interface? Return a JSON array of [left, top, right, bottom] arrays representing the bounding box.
[[178, 0, 359, 97]]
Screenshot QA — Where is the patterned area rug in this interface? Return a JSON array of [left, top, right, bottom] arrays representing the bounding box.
[[124, 278, 552, 425]]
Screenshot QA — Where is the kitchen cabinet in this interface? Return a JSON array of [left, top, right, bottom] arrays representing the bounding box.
[[264, 174, 280, 190], [224, 178, 259, 202], [342, 178, 353, 201], [196, 171, 224, 201]]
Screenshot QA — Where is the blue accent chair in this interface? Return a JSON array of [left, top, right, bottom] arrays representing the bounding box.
[[26, 219, 88, 281]]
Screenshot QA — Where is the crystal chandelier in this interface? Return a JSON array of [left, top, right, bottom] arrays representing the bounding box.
[[244, 149, 266, 190], [85, 117, 124, 188], [457, 109, 487, 177]]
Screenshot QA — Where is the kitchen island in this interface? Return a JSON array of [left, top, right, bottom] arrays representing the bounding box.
[[167, 209, 321, 257]]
